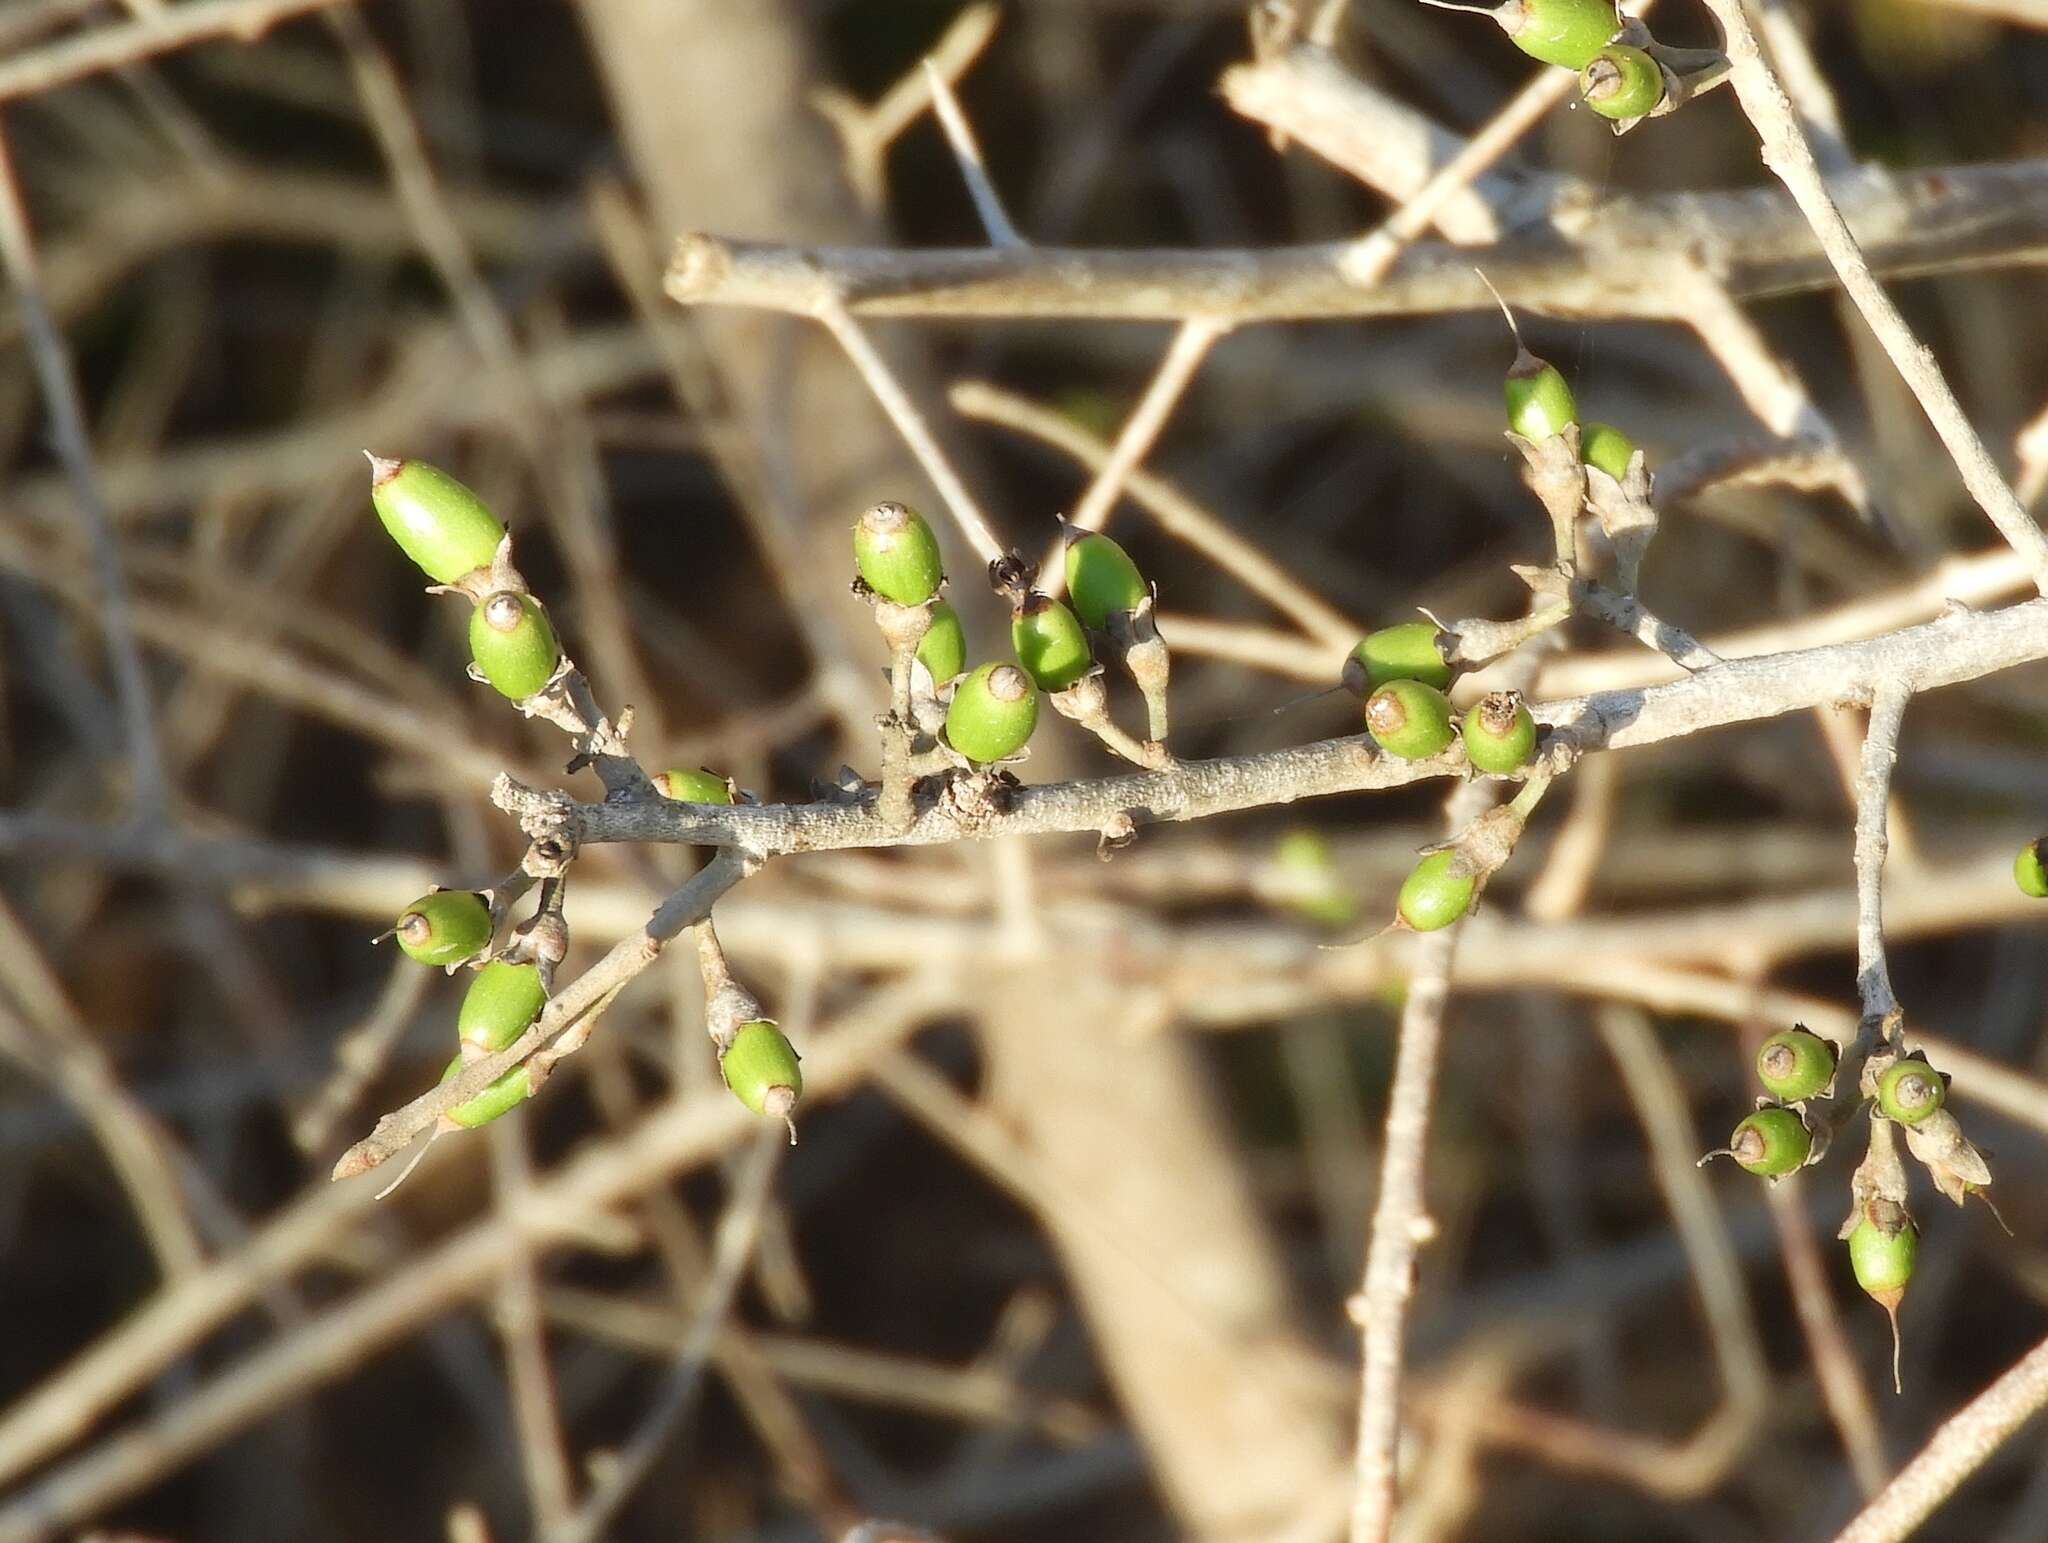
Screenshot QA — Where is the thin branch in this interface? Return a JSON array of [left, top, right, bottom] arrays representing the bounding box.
[[0, 0, 339, 104], [921, 58, 1022, 249], [1854, 684, 1911, 1023]]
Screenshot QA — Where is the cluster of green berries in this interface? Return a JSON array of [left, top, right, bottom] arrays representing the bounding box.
[[382, 892, 545, 1128], [1449, 0, 1666, 122], [370, 458, 561, 700], [851, 502, 1156, 767], [1505, 342, 1639, 481]]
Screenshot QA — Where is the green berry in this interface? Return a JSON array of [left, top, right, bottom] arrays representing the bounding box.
[[655, 768, 733, 804], [721, 1019, 802, 1120], [1580, 421, 1637, 481], [1877, 1057, 1945, 1126], [1506, 353, 1576, 442], [468, 592, 559, 699], [945, 662, 1038, 763], [1365, 679, 1457, 760], [1344, 622, 1453, 696], [1064, 531, 1148, 628], [917, 600, 967, 683], [1848, 1214, 1917, 1299], [368, 455, 506, 584], [2016, 839, 2048, 898], [440, 1053, 534, 1128], [1580, 45, 1665, 120], [1461, 690, 1538, 774], [1398, 850, 1476, 932], [1726, 1107, 1812, 1176], [1756, 1028, 1835, 1102], [457, 960, 546, 1053], [1273, 828, 1359, 928], [393, 890, 492, 966], [854, 501, 944, 605], [1494, 0, 1620, 69], [1011, 593, 1093, 692]]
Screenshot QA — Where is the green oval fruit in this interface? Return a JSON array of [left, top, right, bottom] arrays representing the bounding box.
[[945, 662, 1039, 763], [1461, 690, 1538, 774], [1398, 851, 1476, 932], [917, 600, 967, 683], [469, 592, 559, 699], [1011, 593, 1093, 692], [1727, 1107, 1812, 1176], [440, 1053, 534, 1128], [655, 768, 733, 804], [1848, 1214, 1917, 1298], [1345, 622, 1453, 696], [721, 1019, 802, 1119], [393, 890, 491, 966], [457, 960, 546, 1053], [1756, 1027, 1835, 1102], [1365, 679, 1457, 760], [1580, 44, 1665, 120], [1495, 0, 1620, 69], [854, 501, 944, 605], [1580, 421, 1637, 481], [2016, 839, 2048, 898], [1877, 1057, 1945, 1126], [368, 456, 505, 583], [1505, 353, 1577, 441], [1273, 828, 1359, 928], [1064, 531, 1148, 628]]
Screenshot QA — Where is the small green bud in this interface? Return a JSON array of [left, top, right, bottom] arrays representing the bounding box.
[[368, 455, 506, 583], [1064, 531, 1148, 628], [854, 501, 944, 605], [1725, 1107, 1812, 1176], [2016, 838, 2048, 898], [1580, 421, 1638, 481], [655, 768, 733, 804], [468, 592, 560, 699], [1273, 828, 1359, 928], [945, 662, 1039, 763], [1580, 44, 1665, 120], [1505, 352, 1577, 442], [1365, 679, 1457, 760], [917, 600, 967, 683], [457, 960, 546, 1053], [1848, 1213, 1917, 1299], [721, 1019, 802, 1121], [392, 890, 492, 967], [1494, 0, 1620, 70], [1343, 622, 1453, 696], [1398, 850, 1476, 932], [441, 1053, 534, 1128], [1756, 1027, 1835, 1102], [1460, 690, 1537, 774], [1877, 1056, 1945, 1126], [1011, 593, 1093, 692]]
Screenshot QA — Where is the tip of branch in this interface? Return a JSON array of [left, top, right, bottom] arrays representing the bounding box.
[[666, 233, 731, 302], [363, 451, 401, 487]]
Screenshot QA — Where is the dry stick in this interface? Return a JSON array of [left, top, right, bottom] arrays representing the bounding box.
[[922, 58, 1023, 250], [0, 120, 165, 813], [1832, 1333, 2048, 1543], [1853, 684, 1910, 1023], [0, 0, 338, 103], [1697, 0, 2048, 592]]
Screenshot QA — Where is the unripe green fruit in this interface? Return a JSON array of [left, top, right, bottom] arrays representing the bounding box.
[[1273, 828, 1359, 928], [1877, 1057, 1945, 1125], [1848, 1214, 1917, 1298], [1506, 354, 1576, 441], [1580, 421, 1637, 481], [1461, 690, 1538, 774], [393, 890, 491, 966], [945, 662, 1039, 763], [2016, 839, 2048, 898], [1365, 679, 1457, 760], [854, 501, 944, 605], [1495, 0, 1620, 69], [721, 1019, 802, 1119], [1398, 851, 1476, 932], [1580, 44, 1665, 120], [1345, 622, 1453, 696], [1727, 1107, 1812, 1176], [368, 456, 505, 583], [1756, 1028, 1835, 1102], [1064, 531, 1148, 628], [918, 600, 967, 683], [441, 1053, 534, 1128], [656, 768, 733, 804], [1011, 594, 1093, 691], [457, 960, 546, 1053], [469, 592, 559, 699]]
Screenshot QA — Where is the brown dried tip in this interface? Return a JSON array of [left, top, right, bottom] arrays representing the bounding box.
[[985, 664, 1030, 704], [861, 500, 914, 537], [1473, 689, 1525, 739], [481, 592, 527, 633], [1364, 690, 1408, 737], [394, 910, 433, 950], [1729, 1124, 1766, 1167], [364, 450, 403, 487]]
